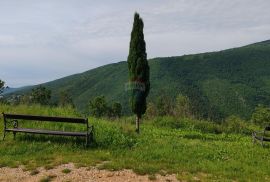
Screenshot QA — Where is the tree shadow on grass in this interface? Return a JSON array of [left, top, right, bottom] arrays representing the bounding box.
[[15, 134, 97, 149]]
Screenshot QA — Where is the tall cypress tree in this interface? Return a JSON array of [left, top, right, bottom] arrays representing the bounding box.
[[127, 12, 150, 133]]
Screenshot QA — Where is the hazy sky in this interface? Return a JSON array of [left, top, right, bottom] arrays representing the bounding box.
[[0, 0, 269, 87]]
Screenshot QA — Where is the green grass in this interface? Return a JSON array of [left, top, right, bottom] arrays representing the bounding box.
[[0, 104, 270, 181], [62, 168, 71, 174]]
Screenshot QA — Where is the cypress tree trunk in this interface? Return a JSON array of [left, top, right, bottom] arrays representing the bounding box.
[[136, 115, 140, 133]]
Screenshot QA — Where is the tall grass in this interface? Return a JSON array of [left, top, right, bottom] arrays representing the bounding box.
[[0, 104, 79, 117], [149, 115, 259, 135]]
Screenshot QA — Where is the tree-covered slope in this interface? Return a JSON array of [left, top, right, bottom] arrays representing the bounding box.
[[11, 40, 270, 119]]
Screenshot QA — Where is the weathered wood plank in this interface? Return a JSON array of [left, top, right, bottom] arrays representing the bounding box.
[[6, 128, 87, 137], [3, 113, 86, 124]]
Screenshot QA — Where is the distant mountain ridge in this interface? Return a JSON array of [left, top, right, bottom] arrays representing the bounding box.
[[8, 40, 270, 119], [2, 87, 31, 95]]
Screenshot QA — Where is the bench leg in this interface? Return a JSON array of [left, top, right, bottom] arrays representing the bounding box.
[[86, 136, 88, 147], [13, 132, 16, 140], [2, 130, 6, 141], [89, 131, 93, 143]]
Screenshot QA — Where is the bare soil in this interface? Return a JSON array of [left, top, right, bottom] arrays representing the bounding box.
[[0, 163, 179, 182]]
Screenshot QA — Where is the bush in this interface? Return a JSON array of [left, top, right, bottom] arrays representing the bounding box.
[[0, 79, 4, 95], [251, 105, 270, 126], [156, 93, 173, 116], [145, 102, 157, 118], [110, 102, 122, 118], [222, 115, 251, 134], [31, 85, 51, 105], [174, 94, 192, 117], [59, 91, 74, 107], [89, 96, 108, 117], [89, 96, 122, 118]]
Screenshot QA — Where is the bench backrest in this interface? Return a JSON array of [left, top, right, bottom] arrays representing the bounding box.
[[3, 113, 87, 124]]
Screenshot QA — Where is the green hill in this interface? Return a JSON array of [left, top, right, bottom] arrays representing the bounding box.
[[10, 40, 270, 119]]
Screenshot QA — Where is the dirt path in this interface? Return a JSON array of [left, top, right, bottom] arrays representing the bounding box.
[[0, 163, 179, 182]]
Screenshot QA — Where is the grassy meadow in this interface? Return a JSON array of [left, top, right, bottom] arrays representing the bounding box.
[[0, 104, 270, 181]]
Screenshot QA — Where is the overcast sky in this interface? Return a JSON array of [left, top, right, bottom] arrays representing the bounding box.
[[0, 0, 269, 87]]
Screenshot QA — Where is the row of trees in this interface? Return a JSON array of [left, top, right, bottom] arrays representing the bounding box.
[[29, 87, 123, 118], [5, 85, 72, 107], [3, 84, 122, 119], [146, 93, 270, 127]]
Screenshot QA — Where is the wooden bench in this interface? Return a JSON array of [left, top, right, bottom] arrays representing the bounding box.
[[2, 113, 93, 146], [252, 126, 270, 146]]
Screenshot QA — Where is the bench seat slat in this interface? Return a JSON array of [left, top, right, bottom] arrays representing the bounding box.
[[6, 128, 87, 137], [253, 133, 270, 142]]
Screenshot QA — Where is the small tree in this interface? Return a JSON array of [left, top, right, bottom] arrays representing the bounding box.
[[59, 91, 74, 107], [127, 12, 150, 133], [31, 85, 51, 105], [19, 94, 32, 105], [156, 92, 173, 116], [146, 102, 157, 118], [175, 94, 191, 117], [111, 102, 122, 118], [0, 79, 5, 95], [251, 105, 270, 126], [89, 96, 122, 118], [89, 96, 108, 117], [157, 96, 169, 116], [224, 115, 246, 134]]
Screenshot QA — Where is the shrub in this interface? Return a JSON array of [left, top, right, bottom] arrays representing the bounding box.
[[89, 96, 108, 117], [109, 102, 122, 118], [251, 105, 270, 126], [0, 79, 4, 95], [31, 85, 51, 105], [145, 102, 157, 118], [174, 94, 192, 117], [89, 96, 122, 118], [222, 115, 250, 134], [156, 93, 173, 116], [59, 91, 74, 107]]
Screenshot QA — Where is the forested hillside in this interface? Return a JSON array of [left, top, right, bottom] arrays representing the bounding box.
[[9, 40, 270, 119]]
